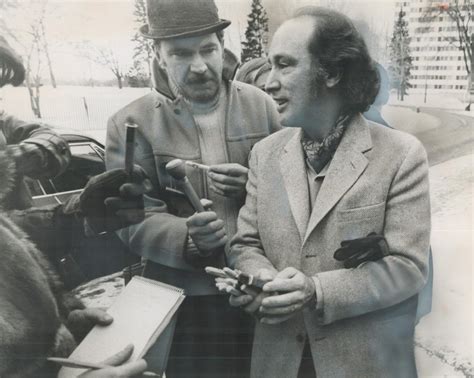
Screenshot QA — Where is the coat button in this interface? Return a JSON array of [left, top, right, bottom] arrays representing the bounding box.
[[173, 108, 181, 115], [296, 334, 305, 343]]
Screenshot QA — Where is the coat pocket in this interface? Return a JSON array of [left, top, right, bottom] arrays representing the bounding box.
[[337, 202, 386, 223], [336, 202, 386, 241]]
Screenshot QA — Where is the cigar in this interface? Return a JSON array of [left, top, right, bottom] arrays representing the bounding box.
[[124, 118, 138, 175], [185, 160, 210, 172]]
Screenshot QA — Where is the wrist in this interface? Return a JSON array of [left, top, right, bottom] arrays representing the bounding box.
[[184, 235, 221, 267]]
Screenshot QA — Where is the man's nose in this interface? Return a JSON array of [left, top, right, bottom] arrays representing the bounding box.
[[190, 55, 207, 74], [265, 69, 280, 93]]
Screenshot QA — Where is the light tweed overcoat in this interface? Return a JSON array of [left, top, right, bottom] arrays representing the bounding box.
[[228, 114, 431, 378]]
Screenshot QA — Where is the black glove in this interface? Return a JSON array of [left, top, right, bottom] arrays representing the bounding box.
[[78, 166, 152, 235], [333, 232, 389, 269]]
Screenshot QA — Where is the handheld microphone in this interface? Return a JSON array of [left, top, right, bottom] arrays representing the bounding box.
[[166, 159, 205, 212]]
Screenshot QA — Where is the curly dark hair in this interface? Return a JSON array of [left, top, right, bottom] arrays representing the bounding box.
[[293, 7, 380, 114]]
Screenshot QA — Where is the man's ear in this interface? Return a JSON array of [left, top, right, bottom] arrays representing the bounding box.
[[326, 70, 342, 89]]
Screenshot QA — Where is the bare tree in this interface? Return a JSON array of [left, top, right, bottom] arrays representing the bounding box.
[[1, 0, 59, 116], [83, 45, 125, 89], [131, 0, 153, 85], [424, 0, 472, 74], [38, 16, 56, 88], [24, 22, 43, 118]]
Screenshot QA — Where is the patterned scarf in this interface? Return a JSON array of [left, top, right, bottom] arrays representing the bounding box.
[[301, 114, 351, 173]]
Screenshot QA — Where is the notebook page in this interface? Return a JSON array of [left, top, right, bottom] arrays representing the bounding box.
[[59, 276, 184, 377]]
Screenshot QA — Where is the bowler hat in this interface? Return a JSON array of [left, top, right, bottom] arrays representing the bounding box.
[[140, 0, 231, 40], [0, 36, 25, 86]]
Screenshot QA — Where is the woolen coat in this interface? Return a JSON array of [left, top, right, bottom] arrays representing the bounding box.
[[228, 114, 431, 378], [106, 53, 280, 295]]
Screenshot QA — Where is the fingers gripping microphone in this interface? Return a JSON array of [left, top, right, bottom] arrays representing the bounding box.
[[166, 159, 205, 213]]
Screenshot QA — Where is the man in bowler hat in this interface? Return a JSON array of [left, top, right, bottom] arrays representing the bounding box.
[[105, 0, 280, 376]]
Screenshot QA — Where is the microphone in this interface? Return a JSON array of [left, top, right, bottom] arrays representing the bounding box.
[[166, 159, 205, 213]]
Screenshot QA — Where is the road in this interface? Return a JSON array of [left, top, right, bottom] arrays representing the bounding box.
[[384, 105, 474, 167]]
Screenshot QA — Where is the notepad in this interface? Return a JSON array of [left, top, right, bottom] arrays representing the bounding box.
[[59, 276, 185, 377]]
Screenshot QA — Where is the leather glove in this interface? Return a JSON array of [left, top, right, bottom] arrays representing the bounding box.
[[78, 166, 152, 235], [7, 142, 48, 177], [333, 232, 389, 269]]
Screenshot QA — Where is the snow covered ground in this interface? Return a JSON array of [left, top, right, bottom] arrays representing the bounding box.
[[389, 92, 474, 118], [415, 155, 473, 377], [0, 86, 150, 131]]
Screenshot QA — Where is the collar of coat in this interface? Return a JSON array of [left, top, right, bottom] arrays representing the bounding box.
[[281, 114, 373, 243], [151, 48, 240, 100]]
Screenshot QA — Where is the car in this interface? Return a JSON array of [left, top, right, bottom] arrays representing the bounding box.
[[26, 130, 140, 285], [28, 132, 106, 206]]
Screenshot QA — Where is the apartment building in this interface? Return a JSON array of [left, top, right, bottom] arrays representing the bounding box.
[[396, 0, 473, 95]]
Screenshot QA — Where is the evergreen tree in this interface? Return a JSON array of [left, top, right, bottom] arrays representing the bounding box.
[[388, 8, 413, 101], [131, 0, 152, 87], [241, 0, 269, 63]]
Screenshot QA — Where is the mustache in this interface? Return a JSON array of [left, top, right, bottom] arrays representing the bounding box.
[[186, 73, 217, 85]]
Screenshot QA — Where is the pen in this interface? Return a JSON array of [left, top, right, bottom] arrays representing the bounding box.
[[124, 118, 138, 175], [47, 357, 160, 377]]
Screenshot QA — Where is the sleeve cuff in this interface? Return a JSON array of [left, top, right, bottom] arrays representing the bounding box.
[[312, 275, 325, 319]]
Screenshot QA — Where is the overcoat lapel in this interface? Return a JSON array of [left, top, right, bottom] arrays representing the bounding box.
[[303, 115, 373, 245], [279, 129, 310, 242]]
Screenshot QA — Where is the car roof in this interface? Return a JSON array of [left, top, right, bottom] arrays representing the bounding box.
[[52, 128, 106, 147]]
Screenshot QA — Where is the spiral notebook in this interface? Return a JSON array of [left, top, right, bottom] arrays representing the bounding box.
[[59, 276, 185, 377]]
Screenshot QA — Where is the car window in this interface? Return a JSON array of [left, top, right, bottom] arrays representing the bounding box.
[[49, 143, 105, 193], [30, 140, 105, 205]]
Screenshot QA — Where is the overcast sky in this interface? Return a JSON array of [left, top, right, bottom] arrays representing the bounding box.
[[1, 0, 397, 83]]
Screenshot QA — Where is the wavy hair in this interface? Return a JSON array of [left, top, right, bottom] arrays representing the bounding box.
[[293, 7, 380, 114]]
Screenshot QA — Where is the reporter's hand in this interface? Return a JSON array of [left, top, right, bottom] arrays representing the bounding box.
[[186, 202, 227, 252], [207, 163, 248, 198], [80, 166, 152, 234], [228, 269, 275, 315], [78, 344, 147, 378], [67, 308, 113, 341], [259, 267, 316, 325]]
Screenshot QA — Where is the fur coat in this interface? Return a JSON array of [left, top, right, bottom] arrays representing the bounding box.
[[0, 150, 81, 377]]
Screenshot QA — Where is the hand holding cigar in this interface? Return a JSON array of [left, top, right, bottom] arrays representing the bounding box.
[[184, 161, 248, 198], [124, 117, 138, 176], [185, 160, 210, 172]]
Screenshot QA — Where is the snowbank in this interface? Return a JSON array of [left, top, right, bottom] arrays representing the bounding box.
[[415, 154, 473, 377]]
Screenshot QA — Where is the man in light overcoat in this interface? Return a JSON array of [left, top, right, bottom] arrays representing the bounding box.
[[225, 7, 431, 378]]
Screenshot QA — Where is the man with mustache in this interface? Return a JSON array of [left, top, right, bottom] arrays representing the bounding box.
[[105, 0, 280, 376], [224, 7, 430, 378]]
